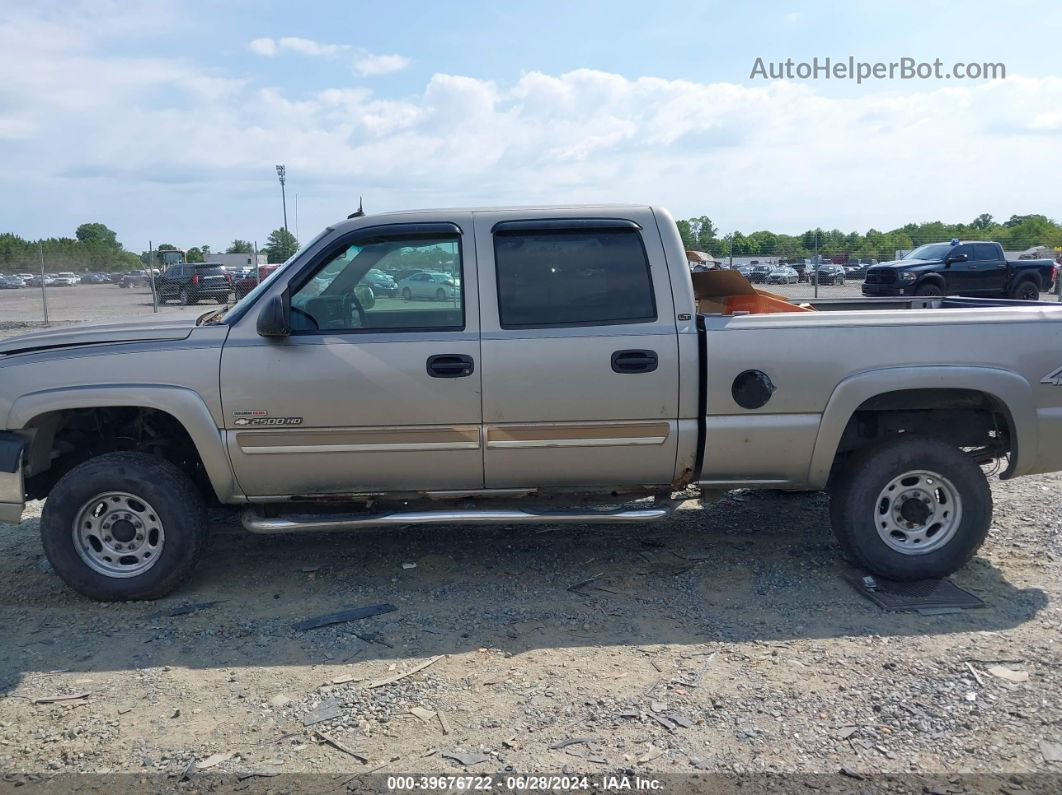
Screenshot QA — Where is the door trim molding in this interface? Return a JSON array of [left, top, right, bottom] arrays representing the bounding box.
[[236, 426, 480, 455], [486, 422, 669, 449]]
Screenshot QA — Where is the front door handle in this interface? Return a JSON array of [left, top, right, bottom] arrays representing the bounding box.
[[611, 349, 658, 374], [427, 354, 474, 378]]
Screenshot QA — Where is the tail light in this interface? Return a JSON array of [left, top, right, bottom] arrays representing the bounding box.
[[191, 273, 200, 285]]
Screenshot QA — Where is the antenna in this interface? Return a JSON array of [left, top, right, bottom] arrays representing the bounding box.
[[347, 197, 364, 219]]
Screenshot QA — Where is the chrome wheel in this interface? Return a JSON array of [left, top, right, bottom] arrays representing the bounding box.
[[72, 492, 165, 578], [875, 470, 962, 555]]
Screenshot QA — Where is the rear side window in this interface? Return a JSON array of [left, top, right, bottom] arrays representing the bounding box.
[[973, 243, 998, 261], [493, 227, 656, 328]]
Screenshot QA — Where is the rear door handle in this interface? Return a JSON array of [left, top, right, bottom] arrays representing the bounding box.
[[611, 349, 658, 374], [427, 354, 474, 378]]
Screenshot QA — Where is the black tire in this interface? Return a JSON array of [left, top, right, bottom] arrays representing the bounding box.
[[40, 452, 209, 601], [1010, 279, 1040, 301], [178, 288, 196, 305], [402, 287, 413, 301], [215, 295, 228, 304], [829, 436, 991, 581], [914, 283, 943, 297], [435, 288, 447, 301]]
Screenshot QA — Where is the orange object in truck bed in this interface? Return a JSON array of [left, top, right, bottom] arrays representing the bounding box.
[[724, 292, 814, 314]]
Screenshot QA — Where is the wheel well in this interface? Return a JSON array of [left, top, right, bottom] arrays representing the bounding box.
[[1015, 272, 1041, 287], [918, 273, 945, 286], [22, 406, 210, 501], [831, 388, 1011, 481]]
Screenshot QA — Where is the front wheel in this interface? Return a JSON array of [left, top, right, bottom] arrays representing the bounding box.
[[829, 436, 991, 581], [915, 283, 943, 297], [402, 288, 413, 301], [40, 452, 209, 601], [435, 288, 447, 300]]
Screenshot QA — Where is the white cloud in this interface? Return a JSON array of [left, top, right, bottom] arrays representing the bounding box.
[[248, 36, 348, 58], [353, 53, 410, 76], [247, 37, 277, 56]]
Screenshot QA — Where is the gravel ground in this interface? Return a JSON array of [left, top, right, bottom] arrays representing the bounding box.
[[0, 477, 1059, 788], [0, 283, 1060, 790]]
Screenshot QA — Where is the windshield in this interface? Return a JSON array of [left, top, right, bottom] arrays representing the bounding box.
[[203, 229, 331, 325], [903, 243, 953, 261]]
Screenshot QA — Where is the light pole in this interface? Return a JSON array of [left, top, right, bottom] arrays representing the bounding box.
[[275, 164, 288, 234]]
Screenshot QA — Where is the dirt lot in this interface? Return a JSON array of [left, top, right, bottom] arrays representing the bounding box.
[[0, 476, 1060, 789], [0, 283, 1060, 791]]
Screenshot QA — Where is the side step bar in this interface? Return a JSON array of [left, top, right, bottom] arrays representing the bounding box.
[[242, 504, 673, 534]]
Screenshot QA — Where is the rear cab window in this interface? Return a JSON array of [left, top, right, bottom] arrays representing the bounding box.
[[491, 222, 656, 328]]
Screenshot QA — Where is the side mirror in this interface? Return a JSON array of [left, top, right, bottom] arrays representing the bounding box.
[[946, 252, 968, 264], [256, 291, 291, 337]]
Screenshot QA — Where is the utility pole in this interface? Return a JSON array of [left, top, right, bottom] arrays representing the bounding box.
[[813, 228, 820, 299], [275, 165, 288, 234], [38, 243, 49, 326], [728, 234, 734, 269], [148, 240, 158, 313]]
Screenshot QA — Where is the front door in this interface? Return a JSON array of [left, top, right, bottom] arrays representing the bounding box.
[[220, 218, 483, 497], [473, 210, 680, 489]]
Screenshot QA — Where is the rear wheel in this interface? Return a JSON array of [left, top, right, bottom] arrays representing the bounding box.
[[829, 436, 991, 581], [40, 452, 209, 601], [402, 287, 413, 301], [1010, 279, 1040, 301], [215, 295, 228, 304], [915, 283, 943, 297], [178, 288, 196, 305], [435, 288, 447, 300]]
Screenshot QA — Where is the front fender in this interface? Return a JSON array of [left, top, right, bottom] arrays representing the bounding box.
[[8, 384, 239, 502], [807, 366, 1034, 489]]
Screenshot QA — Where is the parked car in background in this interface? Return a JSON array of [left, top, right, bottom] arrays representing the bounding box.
[[234, 265, 279, 299], [863, 241, 1055, 299], [363, 268, 398, 297], [398, 271, 460, 300], [767, 266, 799, 285], [732, 264, 752, 278], [812, 264, 847, 285], [747, 264, 772, 284], [24, 274, 43, 287], [53, 272, 79, 286], [118, 271, 149, 288], [156, 262, 233, 305], [0, 276, 23, 289], [391, 268, 426, 284], [81, 273, 110, 284], [844, 264, 867, 280]]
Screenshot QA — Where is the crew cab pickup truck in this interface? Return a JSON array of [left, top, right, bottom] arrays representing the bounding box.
[[3, 205, 1062, 601], [862, 240, 1055, 299]]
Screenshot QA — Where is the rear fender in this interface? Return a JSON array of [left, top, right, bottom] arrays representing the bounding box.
[[807, 366, 1034, 488]]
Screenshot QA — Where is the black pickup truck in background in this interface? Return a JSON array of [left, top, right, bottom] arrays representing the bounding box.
[[862, 241, 1055, 300]]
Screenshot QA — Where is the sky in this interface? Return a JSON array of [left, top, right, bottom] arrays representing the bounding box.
[[1, 0, 1059, 252]]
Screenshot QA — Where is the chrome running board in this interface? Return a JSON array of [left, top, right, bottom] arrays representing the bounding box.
[[242, 504, 673, 534]]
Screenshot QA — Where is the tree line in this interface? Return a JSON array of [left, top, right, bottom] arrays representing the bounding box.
[[678, 213, 1062, 260], [0, 224, 300, 273]]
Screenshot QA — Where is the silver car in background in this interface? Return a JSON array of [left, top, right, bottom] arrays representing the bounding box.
[[398, 271, 459, 300]]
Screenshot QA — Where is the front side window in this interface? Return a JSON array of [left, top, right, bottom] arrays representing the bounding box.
[[290, 236, 463, 333], [493, 227, 656, 328]]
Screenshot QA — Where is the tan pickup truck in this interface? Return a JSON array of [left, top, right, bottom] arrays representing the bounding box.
[[2, 204, 1062, 600]]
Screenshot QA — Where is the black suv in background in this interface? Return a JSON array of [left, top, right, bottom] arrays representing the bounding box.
[[156, 263, 233, 304]]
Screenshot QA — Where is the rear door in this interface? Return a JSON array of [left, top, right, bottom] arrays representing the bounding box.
[[971, 243, 1007, 293], [474, 210, 680, 489], [220, 217, 483, 497]]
